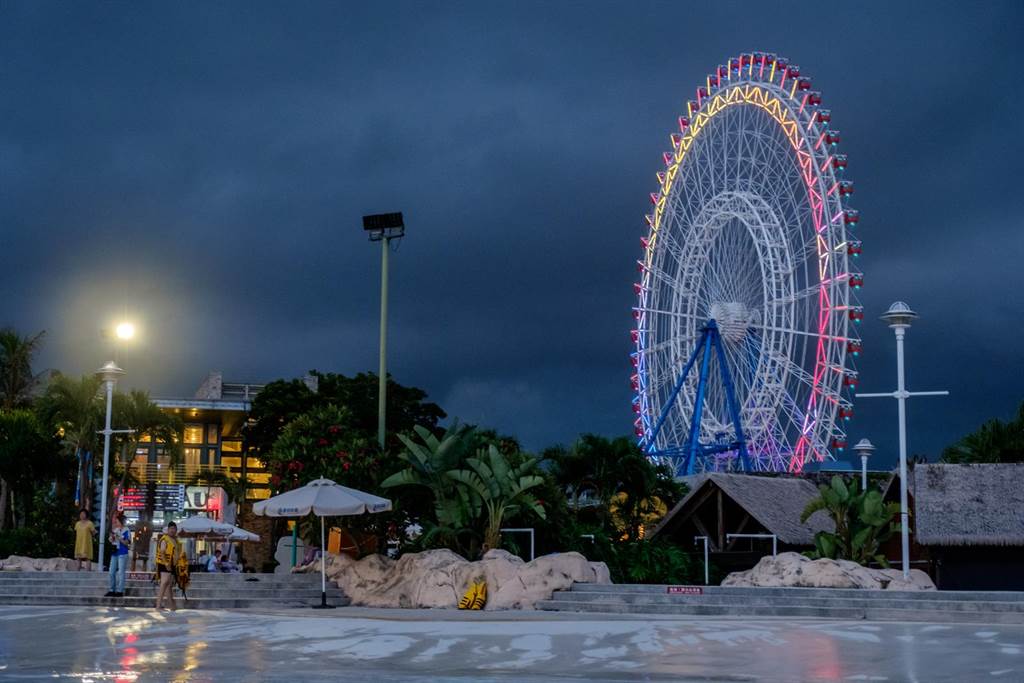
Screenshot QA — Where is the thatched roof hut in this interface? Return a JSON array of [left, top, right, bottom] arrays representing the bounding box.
[[913, 463, 1024, 547], [651, 473, 833, 546]]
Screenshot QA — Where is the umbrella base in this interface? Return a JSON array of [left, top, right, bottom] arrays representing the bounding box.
[[312, 591, 335, 609]]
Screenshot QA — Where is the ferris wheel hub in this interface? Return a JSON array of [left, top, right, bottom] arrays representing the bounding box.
[[708, 302, 759, 343]]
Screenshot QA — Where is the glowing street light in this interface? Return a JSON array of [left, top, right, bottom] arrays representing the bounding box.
[[115, 322, 136, 340]]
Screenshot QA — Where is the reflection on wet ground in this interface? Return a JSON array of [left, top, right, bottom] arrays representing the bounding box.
[[0, 605, 1020, 681]]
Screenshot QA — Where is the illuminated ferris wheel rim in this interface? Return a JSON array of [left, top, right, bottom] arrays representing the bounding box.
[[631, 51, 863, 474]]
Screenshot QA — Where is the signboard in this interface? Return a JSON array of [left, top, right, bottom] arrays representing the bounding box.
[[184, 486, 225, 513], [667, 586, 703, 595], [118, 484, 185, 512]]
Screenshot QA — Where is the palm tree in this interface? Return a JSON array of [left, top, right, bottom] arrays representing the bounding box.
[[37, 374, 104, 509], [942, 402, 1024, 464], [109, 390, 182, 523], [0, 328, 45, 411]]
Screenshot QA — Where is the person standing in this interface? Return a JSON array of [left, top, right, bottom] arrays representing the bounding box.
[[105, 513, 131, 597], [154, 522, 182, 611], [73, 509, 96, 571]]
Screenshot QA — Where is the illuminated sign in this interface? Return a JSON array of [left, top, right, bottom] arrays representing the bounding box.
[[118, 485, 185, 512]]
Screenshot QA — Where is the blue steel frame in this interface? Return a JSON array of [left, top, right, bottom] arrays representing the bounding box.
[[646, 320, 751, 475]]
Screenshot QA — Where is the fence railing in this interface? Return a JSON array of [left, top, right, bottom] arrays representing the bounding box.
[[128, 462, 230, 484]]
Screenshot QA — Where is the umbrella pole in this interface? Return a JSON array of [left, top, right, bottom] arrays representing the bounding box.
[[312, 515, 334, 609]]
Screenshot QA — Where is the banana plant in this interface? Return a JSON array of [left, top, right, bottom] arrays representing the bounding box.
[[447, 444, 546, 551], [801, 475, 901, 566]]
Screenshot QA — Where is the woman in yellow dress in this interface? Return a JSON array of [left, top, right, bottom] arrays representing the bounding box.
[[74, 509, 96, 571]]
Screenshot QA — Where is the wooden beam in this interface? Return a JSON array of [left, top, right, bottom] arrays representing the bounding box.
[[725, 513, 752, 550], [692, 515, 719, 552]]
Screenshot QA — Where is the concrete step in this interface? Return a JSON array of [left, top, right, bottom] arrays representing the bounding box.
[[548, 590, 1024, 613], [566, 582, 1024, 602], [0, 593, 348, 609], [536, 599, 1024, 624], [0, 571, 348, 609]]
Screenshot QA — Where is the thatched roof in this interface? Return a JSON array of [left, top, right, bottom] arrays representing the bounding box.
[[913, 464, 1024, 546], [651, 473, 833, 545]]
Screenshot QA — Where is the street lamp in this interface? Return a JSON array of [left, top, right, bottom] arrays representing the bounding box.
[[95, 360, 124, 573], [363, 212, 405, 449], [115, 322, 136, 340], [853, 437, 875, 492], [859, 301, 949, 579]]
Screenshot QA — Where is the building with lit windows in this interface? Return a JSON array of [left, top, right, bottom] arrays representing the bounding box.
[[120, 372, 285, 533]]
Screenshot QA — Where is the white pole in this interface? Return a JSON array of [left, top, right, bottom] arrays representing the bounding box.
[[97, 378, 114, 572], [321, 516, 326, 602], [861, 454, 868, 492], [895, 326, 910, 580], [703, 538, 709, 585]]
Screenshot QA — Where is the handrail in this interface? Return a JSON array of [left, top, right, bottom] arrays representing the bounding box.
[[128, 462, 230, 484]]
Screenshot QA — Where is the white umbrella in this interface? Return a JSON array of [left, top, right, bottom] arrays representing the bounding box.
[[178, 515, 236, 537], [253, 478, 392, 608], [226, 526, 260, 542]]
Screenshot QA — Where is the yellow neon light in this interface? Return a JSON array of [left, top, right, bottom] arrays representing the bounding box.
[[769, 61, 776, 83], [644, 84, 815, 267]]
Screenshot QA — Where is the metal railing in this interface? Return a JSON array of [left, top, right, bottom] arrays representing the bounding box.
[[128, 462, 229, 484]]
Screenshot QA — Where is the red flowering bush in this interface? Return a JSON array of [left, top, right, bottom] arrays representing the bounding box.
[[264, 405, 390, 494]]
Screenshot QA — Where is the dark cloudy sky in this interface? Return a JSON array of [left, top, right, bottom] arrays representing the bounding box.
[[3, 2, 1023, 466]]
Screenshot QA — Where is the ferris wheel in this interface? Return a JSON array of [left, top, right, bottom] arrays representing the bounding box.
[[632, 52, 862, 476]]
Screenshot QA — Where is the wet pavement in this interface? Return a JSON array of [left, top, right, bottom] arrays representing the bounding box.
[[0, 605, 1021, 681]]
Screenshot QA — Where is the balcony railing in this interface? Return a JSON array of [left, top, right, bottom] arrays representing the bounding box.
[[128, 462, 231, 484]]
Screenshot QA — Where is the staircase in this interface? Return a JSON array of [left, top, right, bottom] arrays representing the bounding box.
[[537, 583, 1024, 624], [0, 571, 348, 609]]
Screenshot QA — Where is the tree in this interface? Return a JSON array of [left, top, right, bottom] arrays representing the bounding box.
[[545, 434, 683, 536], [0, 410, 55, 529], [0, 328, 45, 411], [447, 444, 546, 551], [942, 402, 1024, 464], [244, 372, 446, 457], [800, 475, 900, 566], [37, 374, 103, 508], [108, 389, 182, 528], [381, 424, 481, 555]]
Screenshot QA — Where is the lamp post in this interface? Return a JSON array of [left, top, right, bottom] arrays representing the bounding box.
[[859, 302, 949, 579], [95, 361, 124, 572], [853, 438, 875, 492], [363, 212, 405, 448]]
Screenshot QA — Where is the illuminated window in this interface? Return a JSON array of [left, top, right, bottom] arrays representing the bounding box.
[[221, 440, 242, 452], [139, 434, 152, 443], [220, 456, 242, 469], [246, 457, 264, 470], [207, 424, 218, 444], [184, 425, 203, 444], [248, 488, 271, 500], [184, 448, 201, 467], [248, 472, 272, 484]]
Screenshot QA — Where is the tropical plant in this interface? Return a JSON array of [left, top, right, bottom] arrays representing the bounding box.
[[381, 424, 481, 554], [0, 410, 57, 529], [447, 444, 546, 551], [800, 475, 900, 566], [0, 328, 45, 410], [108, 390, 183, 521], [37, 374, 104, 508], [941, 401, 1024, 464]]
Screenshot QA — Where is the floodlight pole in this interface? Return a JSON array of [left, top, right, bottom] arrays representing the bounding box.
[[859, 302, 948, 580], [364, 212, 405, 449], [377, 236, 390, 449]]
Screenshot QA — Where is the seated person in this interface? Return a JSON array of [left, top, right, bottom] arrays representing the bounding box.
[[206, 549, 222, 573]]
